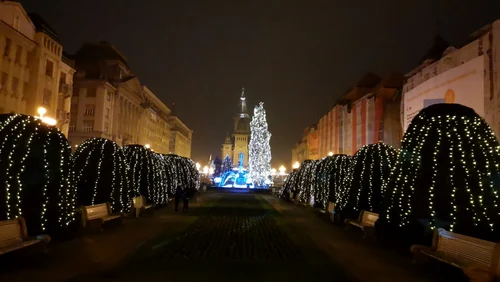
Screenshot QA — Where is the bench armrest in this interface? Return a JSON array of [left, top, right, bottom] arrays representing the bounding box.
[[410, 244, 434, 254]]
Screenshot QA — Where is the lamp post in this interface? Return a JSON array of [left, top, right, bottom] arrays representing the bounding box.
[[279, 165, 286, 175], [145, 144, 150, 149], [328, 152, 334, 156], [36, 107, 57, 126], [292, 161, 300, 169]]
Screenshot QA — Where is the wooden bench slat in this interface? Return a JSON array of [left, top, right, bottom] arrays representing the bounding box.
[[411, 228, 500, 279], [0, 217, 49, 255]]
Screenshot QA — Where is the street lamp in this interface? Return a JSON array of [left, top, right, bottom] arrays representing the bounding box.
[[195, 162, 201, 171], [279, 165, 286, 175], [145, 144, 150, 149], [202, 166, 209, 174], [328, 152, 334, 156], [271, 168, 277, 176], [37, 107, 47, 118], [292, 161, 300, 169], [36, 107, 56, 126]]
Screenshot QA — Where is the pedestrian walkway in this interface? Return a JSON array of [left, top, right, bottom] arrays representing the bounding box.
[[0, 191, 467, 282]]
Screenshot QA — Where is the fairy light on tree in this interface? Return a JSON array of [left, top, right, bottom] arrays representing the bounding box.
[[74, 138, 133, 213], [295, 160, 318, 204], [281, 169, 299, 198], [0, 114, 76, 236], [312, 154, 351, 209], [248, 102, 272, 187], [382, 104, 500, 241], [336, 142, 397, 220]]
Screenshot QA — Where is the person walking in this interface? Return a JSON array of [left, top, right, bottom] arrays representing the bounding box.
[[182, 188, 191, 212], [174, 185, 182, 212]]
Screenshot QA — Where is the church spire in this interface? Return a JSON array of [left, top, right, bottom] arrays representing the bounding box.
[[238, 87, 249, 118]]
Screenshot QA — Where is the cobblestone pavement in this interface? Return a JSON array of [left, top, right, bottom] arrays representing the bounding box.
[[72, 193, 356, 282]]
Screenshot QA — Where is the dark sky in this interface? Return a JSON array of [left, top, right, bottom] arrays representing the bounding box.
[[21, 0, 500, 167]]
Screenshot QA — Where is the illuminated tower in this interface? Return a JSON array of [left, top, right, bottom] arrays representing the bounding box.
[[232, 87, 250, 167]]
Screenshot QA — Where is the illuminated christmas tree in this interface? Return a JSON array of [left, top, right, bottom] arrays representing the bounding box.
[[336, 143, 397, 219], [312, 154, 351, 209], [222, 155, 232, 173], [0, 114, 76, 236], [248, 102, 272, 187], [74, 138, 132, 213], [382, 104, 500, 241]]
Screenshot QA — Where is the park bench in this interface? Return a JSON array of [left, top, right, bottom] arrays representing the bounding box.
[[345, 210, 379, 238], [327, 202, 336, 222], [132, 195, 155, 217], [411, 228, 500, 281], [80, 202, 122, 229], [0, 217, 50, 255]]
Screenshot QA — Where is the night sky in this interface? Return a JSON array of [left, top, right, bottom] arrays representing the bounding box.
[[21, 0, 500, 167]]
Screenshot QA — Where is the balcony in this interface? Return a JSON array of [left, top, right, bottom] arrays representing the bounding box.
[[59, 83, 73, 98], [57, 109, 70, 125]]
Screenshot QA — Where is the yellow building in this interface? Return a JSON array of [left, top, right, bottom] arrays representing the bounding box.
[[140, 86, 171, 154], [168, 111, 192, 158], [68, 42, 175, 154], [0, 1, 74, 136]]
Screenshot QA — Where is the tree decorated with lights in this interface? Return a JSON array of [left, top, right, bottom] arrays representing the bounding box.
[[312, 154, 351, 208], [74, 138, 132, 213], [381, 104, 500, 241], [296, 160, 318, 204], [123, 145, 168, 205], [222, 155, 232, 173], [164, 154, 200, 190], [336, 143, 397, 219], [213, 156, 222, 178], [281, 169, 299, 199], [248, 102, 272, 187], [0, 114, 76, 236]]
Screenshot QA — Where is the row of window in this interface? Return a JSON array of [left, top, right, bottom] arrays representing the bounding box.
[[69, 121, 109, 134]]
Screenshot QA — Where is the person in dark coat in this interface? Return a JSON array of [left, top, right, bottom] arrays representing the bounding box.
[[182, 188, 191, 212], [174, 186, 183, 212]]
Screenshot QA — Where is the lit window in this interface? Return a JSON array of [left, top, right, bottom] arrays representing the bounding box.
[[69, 123, 76, 132]]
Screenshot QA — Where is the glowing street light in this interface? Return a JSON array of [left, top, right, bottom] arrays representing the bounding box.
[[37, 107, 47, 118], [279, 165, 286, 175], [195, 162, 201, 171], [271, 168, 277, 176], [328, 152, 334, 156], [292, 161, 300, 169], [202, 166, 209, 174], [145, 144, 150, 149]]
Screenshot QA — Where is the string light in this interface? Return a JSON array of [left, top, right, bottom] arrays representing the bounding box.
[[311, 154, 351, 209], [336, 142, 397, 219], [382, 104, 500, 241], [0, 114, 76, 236], [74, 138, 133, 213]]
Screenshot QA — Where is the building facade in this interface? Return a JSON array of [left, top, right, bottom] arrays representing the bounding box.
[[221, 88, 250, 167], [0, 1, 74, 136], [291, 125, 319, 167], [168, 113, 192, 158], [317, 72, 403, 157], [68, 42, 190, 155], [403, 20, 500, 136]]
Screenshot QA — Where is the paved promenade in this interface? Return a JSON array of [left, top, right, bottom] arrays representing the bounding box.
[[0, 191, 466, 282]]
